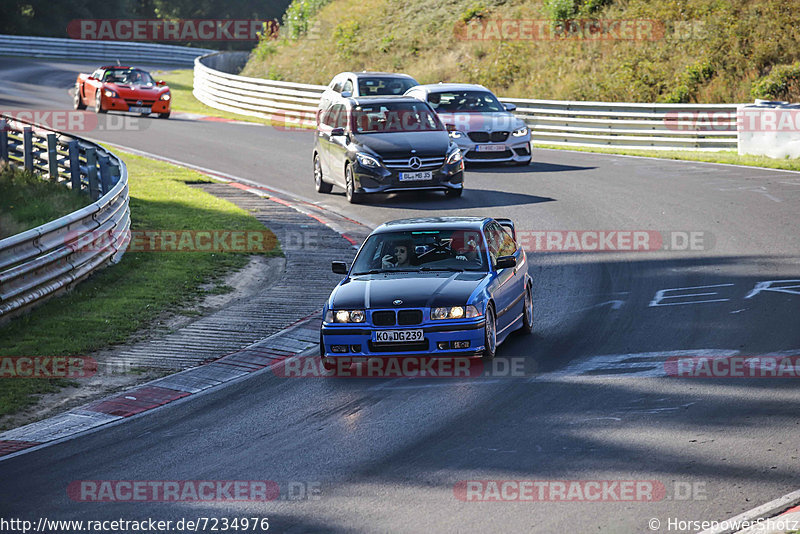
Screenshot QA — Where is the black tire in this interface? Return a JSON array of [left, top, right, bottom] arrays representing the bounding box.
[[94, 90, 106, 114], [73, 86, 86, 110], [482, 304, 497, 362], [345, 164, 363, 204], [519, 284, 533, 334], [314, 153, 332, 193], [445, 187, 463, 198], [158, 112, 170, 119]]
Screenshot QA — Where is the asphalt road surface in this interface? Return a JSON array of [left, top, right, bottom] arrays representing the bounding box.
[[1, 57, 799, 533]]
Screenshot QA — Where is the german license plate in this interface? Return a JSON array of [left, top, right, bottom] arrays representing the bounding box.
[[476, 144, 506, 152], [129, 106, 151, 114], [399, 171, 432, 181], [373, 329, 424, 343]]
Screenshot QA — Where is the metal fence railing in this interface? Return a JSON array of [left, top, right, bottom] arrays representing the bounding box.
[[0, 113, 131, 322], [194, 51, 741, 150], [193, 52, 322, 124], [0, 34, 213, 66]]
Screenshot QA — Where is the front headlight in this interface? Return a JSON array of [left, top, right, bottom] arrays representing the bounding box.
[[104, 89, 118, 98], [431, 306, 465, 320], [331, 310, 366, 323], [160, 92, 171, 101], [356, 153, 381, 168], [445, 148, 463, 165], [512, 126, 529, 137]]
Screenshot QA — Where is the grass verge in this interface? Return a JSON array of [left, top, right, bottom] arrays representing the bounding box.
[[534, 145, 800, 172], [0, 152, 281, 424], [0, 163, 89, 239]]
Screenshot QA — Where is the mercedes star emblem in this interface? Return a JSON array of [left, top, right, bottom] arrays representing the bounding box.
[[408, 157, 422, 170]]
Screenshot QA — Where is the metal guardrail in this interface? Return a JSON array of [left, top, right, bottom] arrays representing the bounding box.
[[194, 51, 741, 150], [0, 34, 214, 66], [0, 113, 131, 322], [193, 52, 322, 123]]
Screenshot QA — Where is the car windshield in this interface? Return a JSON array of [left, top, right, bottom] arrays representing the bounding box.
[[103, 68, 155, 86], [352, 102, 443, 133], [427, 90, 505, 113], [358, 77, 417, 96], [351, 230, 488, 274]]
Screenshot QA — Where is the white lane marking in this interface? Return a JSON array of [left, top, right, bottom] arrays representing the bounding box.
[[649, 283, 734, 307], [744, 279, 800, 299], [533, 349, 740, 379]]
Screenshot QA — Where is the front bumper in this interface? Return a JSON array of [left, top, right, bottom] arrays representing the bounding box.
[[102, 96, 171, 114], [352, 160, 464, 194], [454, 137, 532, 164], [321, 318, 485, 358]]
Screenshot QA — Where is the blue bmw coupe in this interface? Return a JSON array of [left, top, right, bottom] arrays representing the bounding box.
[[320, 217, 533, 367]]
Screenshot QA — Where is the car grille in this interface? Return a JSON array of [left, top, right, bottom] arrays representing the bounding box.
[[371, 309, 424, 326], [368, 340, 429, 352], [372, 311, 396, 326], [466, 149, 514, 159], [382, 156, 445, 171], [124, 98, 156, 106], [468, 131, 509, 143], [397, 310, 423, 325]]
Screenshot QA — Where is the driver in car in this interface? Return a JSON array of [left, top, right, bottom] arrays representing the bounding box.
[[382, 240, 413, 269]]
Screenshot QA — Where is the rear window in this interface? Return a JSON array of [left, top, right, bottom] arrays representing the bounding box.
[[358, 77, 417, 96]]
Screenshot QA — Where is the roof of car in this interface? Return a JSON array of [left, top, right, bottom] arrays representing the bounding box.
[[409, 83, 490, 93], [100, 66, 135, 69], [349, 95, 426, 106], [372, 217, 491, 233], [341, 71, 417, 79]]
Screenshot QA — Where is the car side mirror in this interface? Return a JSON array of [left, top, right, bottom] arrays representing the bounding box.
[[87, 76, 96, 81], [503, 103, 517, 112], [495, 255, 516, 270], [157, 80, 166, 86], [332, 261, 348, 274], [445, 123, 457, 132], [330, 127, 345, 137], [340, 91, 352, 98]]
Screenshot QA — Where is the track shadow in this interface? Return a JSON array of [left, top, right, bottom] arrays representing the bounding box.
[[332, 188, 555, 209], [467, 161, 597, 173]]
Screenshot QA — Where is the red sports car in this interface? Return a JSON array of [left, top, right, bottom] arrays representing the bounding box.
[[74, 66, 171, 118]]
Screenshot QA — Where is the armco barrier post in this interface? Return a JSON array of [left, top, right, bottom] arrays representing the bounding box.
[[98, 154, 112, 194], [46, 133, 58, 180], [68, 140, 81, 192], [22, 126, 33, 170], [0, 120, 7, 162], [85, 147, 99, 200]]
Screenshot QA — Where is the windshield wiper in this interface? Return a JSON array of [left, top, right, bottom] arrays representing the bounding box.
[[419, 267, 464, 272], [352, 269, 419, 275]]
